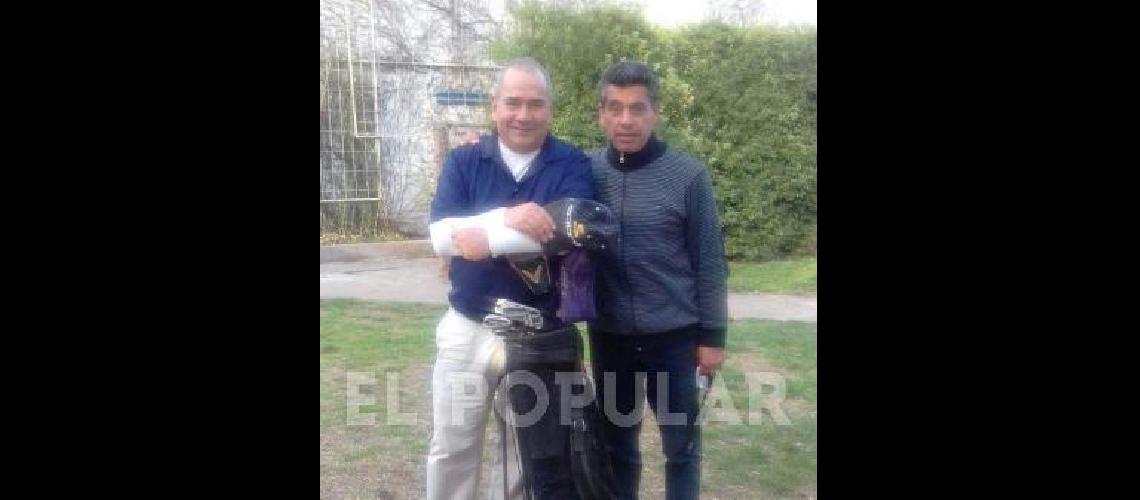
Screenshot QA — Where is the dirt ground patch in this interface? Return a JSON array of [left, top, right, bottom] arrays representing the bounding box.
[[321, 363, 433, 499], [321, 356, 813, 499]]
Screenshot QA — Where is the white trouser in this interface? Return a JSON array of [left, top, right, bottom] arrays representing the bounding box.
[[426, 307, 524, 500]]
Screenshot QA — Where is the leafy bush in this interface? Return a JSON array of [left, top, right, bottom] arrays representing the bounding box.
[[493, 2, 816, 260]]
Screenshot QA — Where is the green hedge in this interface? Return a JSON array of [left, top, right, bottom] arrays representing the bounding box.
[[492, 2, 816, 260]]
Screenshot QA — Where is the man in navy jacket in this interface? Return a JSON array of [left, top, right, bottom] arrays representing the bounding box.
[[426, 57, 593, 500], [587, 60, 729, 500]]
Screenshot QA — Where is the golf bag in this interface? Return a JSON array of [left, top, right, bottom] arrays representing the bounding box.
[[484, 299, 619, 500]]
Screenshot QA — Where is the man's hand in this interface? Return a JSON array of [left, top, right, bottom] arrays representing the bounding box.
[[460, 131, 481, 146], [697, 346, 726, 376], [504, 202, 555, 243], [452, 226, 491, 261]]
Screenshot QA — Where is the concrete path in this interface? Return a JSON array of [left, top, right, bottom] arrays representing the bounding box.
[[320, 242, 815, 322]]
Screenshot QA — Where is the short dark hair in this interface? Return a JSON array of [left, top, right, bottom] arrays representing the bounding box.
[[597, 60, 660, 109]]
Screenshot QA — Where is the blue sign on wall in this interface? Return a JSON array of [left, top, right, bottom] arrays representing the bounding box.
[[435, 90, 489, 106]]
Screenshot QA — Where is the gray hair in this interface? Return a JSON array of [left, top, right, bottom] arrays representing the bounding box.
[[493, 57, 554, 101], [597, 60, 660, 109]]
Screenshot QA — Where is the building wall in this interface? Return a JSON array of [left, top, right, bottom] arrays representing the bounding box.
[[321, 0, 504, 236]]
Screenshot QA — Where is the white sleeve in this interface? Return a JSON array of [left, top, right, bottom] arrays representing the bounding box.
[[428, 207, 542, 257]]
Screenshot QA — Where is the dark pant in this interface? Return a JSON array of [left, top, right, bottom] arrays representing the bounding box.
[[503, 327, 583, 500], [589, 328, 702, 500]]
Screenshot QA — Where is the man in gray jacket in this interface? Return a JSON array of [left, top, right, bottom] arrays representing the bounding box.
[[587, 60, 729, 500]]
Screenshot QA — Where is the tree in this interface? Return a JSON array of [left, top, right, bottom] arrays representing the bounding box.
[[708, 0, 769, 27], [320, 0, 502, 240], [492, 2, 817, 259]]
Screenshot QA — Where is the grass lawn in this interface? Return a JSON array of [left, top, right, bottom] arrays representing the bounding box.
[[728, 257, 816, 295], [320, 299, 816, 499]]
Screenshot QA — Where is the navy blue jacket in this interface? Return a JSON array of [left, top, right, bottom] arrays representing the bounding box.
[[430, 133, 594, 326]]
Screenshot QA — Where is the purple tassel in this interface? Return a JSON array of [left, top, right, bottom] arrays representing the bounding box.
[[557, 249, 596, 322]]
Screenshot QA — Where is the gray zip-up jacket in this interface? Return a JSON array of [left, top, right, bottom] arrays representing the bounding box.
[[588, 136, 729, 347]]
